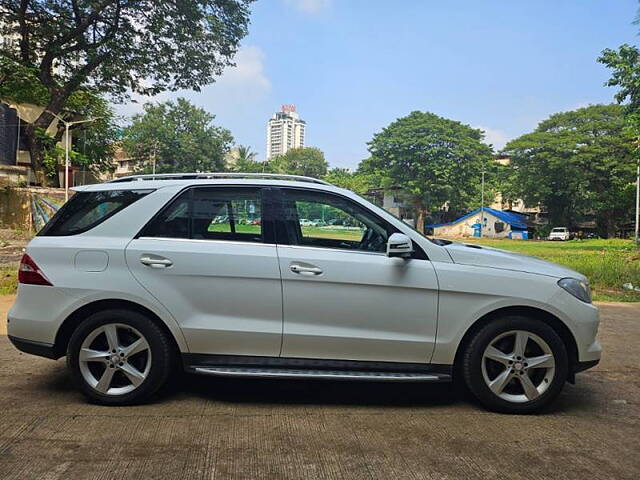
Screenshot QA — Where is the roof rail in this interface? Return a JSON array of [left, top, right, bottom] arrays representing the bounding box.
[[107, 172, 333, 186]]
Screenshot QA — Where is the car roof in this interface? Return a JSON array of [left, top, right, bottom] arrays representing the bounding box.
[[71, 177, 348, 195]]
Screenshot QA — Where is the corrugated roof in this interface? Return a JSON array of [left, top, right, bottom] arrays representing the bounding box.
[[426, 207, 529, 230]]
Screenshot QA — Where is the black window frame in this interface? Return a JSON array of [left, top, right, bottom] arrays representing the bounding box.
[[137, 185, 276, 244], [273, 187, 428, 259]]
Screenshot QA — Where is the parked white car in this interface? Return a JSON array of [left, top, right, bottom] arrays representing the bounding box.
[[8, 173, 601, 413], [549, 227, 571, 241]]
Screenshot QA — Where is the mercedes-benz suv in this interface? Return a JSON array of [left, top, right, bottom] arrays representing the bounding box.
[[7, 173, 601, 413]]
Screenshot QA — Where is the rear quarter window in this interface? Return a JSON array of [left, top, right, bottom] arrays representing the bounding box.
[[39, 189, 152, 236]]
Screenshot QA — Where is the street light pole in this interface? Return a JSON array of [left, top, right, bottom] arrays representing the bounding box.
[[45, 111, 101, 200], [480, 170, 485, 238], [64, 123, 70, 200], [635, 158, 639, 244]]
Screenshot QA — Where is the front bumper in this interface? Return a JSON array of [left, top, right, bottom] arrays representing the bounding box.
[[8, 335, 58, 359], [574, 358, 600, 373]]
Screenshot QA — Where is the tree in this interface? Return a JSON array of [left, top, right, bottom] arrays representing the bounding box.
[[322, 167, 381, 196], [229, 145, 265, 172], [503, 105, 635, 237], [0, 0, 253, 176], [366, 111, 493, 231], [270, 147, 328, 178], [123, 98, 233, 173], [0, 57, 118, 182]]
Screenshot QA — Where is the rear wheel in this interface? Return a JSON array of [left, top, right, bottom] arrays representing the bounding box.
[[462, 316, 568, 414], [67, 309, 174, 405]]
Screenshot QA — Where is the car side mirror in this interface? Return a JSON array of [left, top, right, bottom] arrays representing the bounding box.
[[386, 233, 413, 258]]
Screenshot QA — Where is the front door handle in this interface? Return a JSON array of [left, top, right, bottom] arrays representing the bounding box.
[[140, 256, 173, 268], [290, 264, 323, 276]]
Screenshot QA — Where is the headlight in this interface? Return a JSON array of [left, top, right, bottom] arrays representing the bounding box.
[[558, 278, 592, 303]]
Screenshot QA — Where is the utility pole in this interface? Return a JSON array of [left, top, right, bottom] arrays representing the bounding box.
[[635, 158, 639, 244], [480, 170, 485, 238], [46, 111, 101, 201], [151, 142, 158, 178]]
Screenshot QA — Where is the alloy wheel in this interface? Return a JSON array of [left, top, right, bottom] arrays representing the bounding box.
[[78, 323, 152, 396], [481, 330, 556, 403]]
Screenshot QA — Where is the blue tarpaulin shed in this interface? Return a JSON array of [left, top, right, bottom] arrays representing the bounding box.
[[426, 207, 529, 239]]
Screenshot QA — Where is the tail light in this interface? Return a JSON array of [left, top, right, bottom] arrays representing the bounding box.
[[18, 254, 53, 286]]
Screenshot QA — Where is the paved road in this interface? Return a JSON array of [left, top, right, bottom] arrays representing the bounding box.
[[0, 296, 638, 479]]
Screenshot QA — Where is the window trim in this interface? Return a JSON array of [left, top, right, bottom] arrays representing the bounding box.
[[273, 187, 428, 260], [135, 185, 275, 244]]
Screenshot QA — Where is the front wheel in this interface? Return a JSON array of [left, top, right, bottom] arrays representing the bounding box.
[[462, 316, 568, 414], [67, 309, 175, 405]]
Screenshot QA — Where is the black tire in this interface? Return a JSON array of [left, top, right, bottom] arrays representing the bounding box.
[[462, 315, 568, 414], [67, 309, 175, 406]]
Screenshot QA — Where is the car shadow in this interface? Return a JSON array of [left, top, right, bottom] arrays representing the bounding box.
[[170, 373, 466, 408], [38, 362, 604, 414]]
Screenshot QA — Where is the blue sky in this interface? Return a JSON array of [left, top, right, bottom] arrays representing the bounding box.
[[117, 0, 640, 168]]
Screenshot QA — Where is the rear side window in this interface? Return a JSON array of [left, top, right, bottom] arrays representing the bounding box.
[[141, 187, 263, 243], [39, 189, 152, 236]]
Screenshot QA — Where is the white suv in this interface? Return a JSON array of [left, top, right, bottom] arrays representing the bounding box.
[[7, 173, 601, 413], [549, 227, 571, 241]]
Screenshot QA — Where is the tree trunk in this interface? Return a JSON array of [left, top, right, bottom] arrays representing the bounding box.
[[22, 124, 46, 185], [595, 210, 617, 238], [414, 201, 427, 233]]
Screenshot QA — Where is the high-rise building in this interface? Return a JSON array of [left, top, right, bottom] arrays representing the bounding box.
[[266, 105, 306, 159]]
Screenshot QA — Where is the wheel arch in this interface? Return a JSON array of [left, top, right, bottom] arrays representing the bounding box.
[[54, 299, 183, 359], [452, 305, 579, 379]]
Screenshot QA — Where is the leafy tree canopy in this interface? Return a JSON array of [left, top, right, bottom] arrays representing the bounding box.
[[123, 98, 233, 173], [270, 147, 329, 178], [228, 145, 265, 172], [503, 104, 635, 236], [365, 111, 493, 231], [322, 167, 381, 196], [0, 0, 253, 176]]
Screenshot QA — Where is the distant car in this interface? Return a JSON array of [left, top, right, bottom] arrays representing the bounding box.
[[549, 227, 571, 241], [250, 219, 261, 226], [300, 219, 318, 227]]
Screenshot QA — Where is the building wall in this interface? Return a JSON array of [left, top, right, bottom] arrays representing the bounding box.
[[433, 210, 513, 239]]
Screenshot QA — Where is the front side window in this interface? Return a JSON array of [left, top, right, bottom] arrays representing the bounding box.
[[142, 187, 263, 243], [281, 189, 393, 253], [39, 189, 152, 236]]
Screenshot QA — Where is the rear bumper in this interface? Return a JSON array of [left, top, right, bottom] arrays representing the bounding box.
[[8, 335, 58, 360]]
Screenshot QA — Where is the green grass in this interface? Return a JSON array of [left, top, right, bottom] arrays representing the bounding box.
[[208, 224, 261, 234], [462, 238, 640, 302], [0, 267, 17, 295]]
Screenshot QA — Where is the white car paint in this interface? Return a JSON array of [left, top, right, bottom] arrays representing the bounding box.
[[8, 177, 601, 381], [549, 227, 571, 241]]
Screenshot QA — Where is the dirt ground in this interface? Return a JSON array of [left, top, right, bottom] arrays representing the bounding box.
[[0, 295, 638, 479]]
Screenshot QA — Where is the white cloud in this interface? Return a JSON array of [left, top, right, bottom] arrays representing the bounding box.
[[214, 45, 271, 92], [475, 126, 511, 151], [283, 0, 330, 14], [113, 45, 271, 121]]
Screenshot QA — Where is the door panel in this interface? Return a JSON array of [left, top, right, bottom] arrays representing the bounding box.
[[125, 186, 282, 356], [277, 245, 439, 363], [127, 238, 283, 356]]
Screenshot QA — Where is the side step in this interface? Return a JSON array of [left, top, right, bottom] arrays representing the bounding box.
[[193, 366, 451, 382]]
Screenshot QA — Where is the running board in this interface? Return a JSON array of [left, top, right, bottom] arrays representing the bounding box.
[[192, 366, 450, 382]]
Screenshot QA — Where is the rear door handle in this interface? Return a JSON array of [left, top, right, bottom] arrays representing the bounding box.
[[140, 256, 173, 268], [290, 264, 323, 276]]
